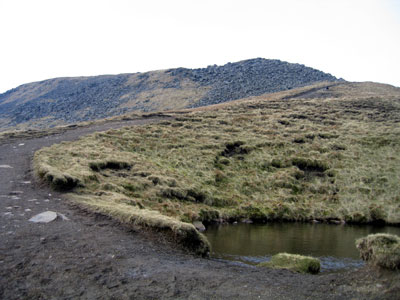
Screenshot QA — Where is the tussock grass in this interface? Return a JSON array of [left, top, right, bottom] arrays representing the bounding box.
[[34, 82, 400, 252], [258, 253, 321, 274], [356, 233, 400, 270], [70, 193, 210, 256]]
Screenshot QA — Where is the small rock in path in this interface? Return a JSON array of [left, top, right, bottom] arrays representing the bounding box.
[[9, 191, 23, 195], [0, 165, 13, 168], [29, 211, 58, 223]]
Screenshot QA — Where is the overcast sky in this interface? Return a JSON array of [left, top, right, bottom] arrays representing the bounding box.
[[0, 0, 399, 93]]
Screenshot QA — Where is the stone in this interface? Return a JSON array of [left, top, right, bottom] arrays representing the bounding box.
[[9, 191, 23, 195], [241, 219, 253, 224], [0, 165, 13, 168], [29, 211, 58, 223], [57, 213, 70, 221], [193, 221, 206, 231]]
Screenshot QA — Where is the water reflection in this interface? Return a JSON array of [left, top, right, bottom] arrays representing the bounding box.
[[204, 223, 400, 271]]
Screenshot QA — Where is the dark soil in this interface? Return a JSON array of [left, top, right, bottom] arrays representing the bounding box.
[[0, 118, 399, 300]]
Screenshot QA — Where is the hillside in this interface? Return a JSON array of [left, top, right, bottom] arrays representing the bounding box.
[[34, 81, 400, 254], [0, 58, 339, 131]]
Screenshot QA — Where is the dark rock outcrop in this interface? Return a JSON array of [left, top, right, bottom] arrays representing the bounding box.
[[169, 58, 339, 107], [0, 58, 340, 130]]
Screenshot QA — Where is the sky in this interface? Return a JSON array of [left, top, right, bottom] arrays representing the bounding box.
[[0, 0, 399, 93]]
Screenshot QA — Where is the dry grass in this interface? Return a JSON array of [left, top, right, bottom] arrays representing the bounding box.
[[70, 193, 210, 256], [356, 233, 400, 270], [34, 82, 400, 252]]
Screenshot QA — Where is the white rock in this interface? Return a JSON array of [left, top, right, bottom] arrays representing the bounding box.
[[0, 165, 13, 168], [29, 211, 58, 223]]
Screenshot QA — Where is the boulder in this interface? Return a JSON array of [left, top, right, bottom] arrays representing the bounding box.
[[29, 211, 58, 223]]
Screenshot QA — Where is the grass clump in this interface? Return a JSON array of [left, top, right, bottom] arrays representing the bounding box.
[[258, 253, 321, 274], [34, 161, 81, 190], [356, 233, 400, 270], [291, 157, 329, 173], [89, 160, 131, 171]]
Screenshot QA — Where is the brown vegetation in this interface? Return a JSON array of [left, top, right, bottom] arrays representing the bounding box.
[[34, 81, 400, 253]]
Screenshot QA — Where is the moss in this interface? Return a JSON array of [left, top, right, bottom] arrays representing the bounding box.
[[199, 209, 220, 222], [258, 253, 320, 274], [345, 212, 368, 224], [356, 233, 400, 270], [241, 205, 269, 221], [368, 204, 387, 223]]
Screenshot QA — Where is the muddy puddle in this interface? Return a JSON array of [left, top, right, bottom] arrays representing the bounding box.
[[204, 222, 400, 272]]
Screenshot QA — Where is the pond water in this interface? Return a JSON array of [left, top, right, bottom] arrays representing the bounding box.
[[203, 222, 400, 272]]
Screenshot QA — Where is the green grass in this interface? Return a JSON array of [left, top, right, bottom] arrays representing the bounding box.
[[33, 82, 400, 252], [258, 253, 321, 274], [356, 233, 400, 270]]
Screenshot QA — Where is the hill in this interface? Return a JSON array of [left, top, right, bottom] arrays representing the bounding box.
[[34, 81, 400, 254], [0, 58, 339, 131]]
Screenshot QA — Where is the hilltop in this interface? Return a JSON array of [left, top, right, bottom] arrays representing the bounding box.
[[0, 58, 339, 131]]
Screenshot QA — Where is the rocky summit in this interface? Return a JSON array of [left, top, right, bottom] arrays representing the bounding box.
[[0, 58, 340, 130]]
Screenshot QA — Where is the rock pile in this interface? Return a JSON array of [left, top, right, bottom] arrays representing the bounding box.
[[169, 58, 339, 107], [0, 58, 340, 129]]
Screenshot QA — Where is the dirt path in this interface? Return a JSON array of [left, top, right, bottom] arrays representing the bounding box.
[[0, 118, 397, 300]]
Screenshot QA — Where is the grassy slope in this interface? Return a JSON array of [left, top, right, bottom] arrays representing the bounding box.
[[34, 82, 400, 240]]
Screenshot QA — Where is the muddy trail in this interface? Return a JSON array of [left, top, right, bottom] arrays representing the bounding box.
[[0, 117, 399, 300]]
